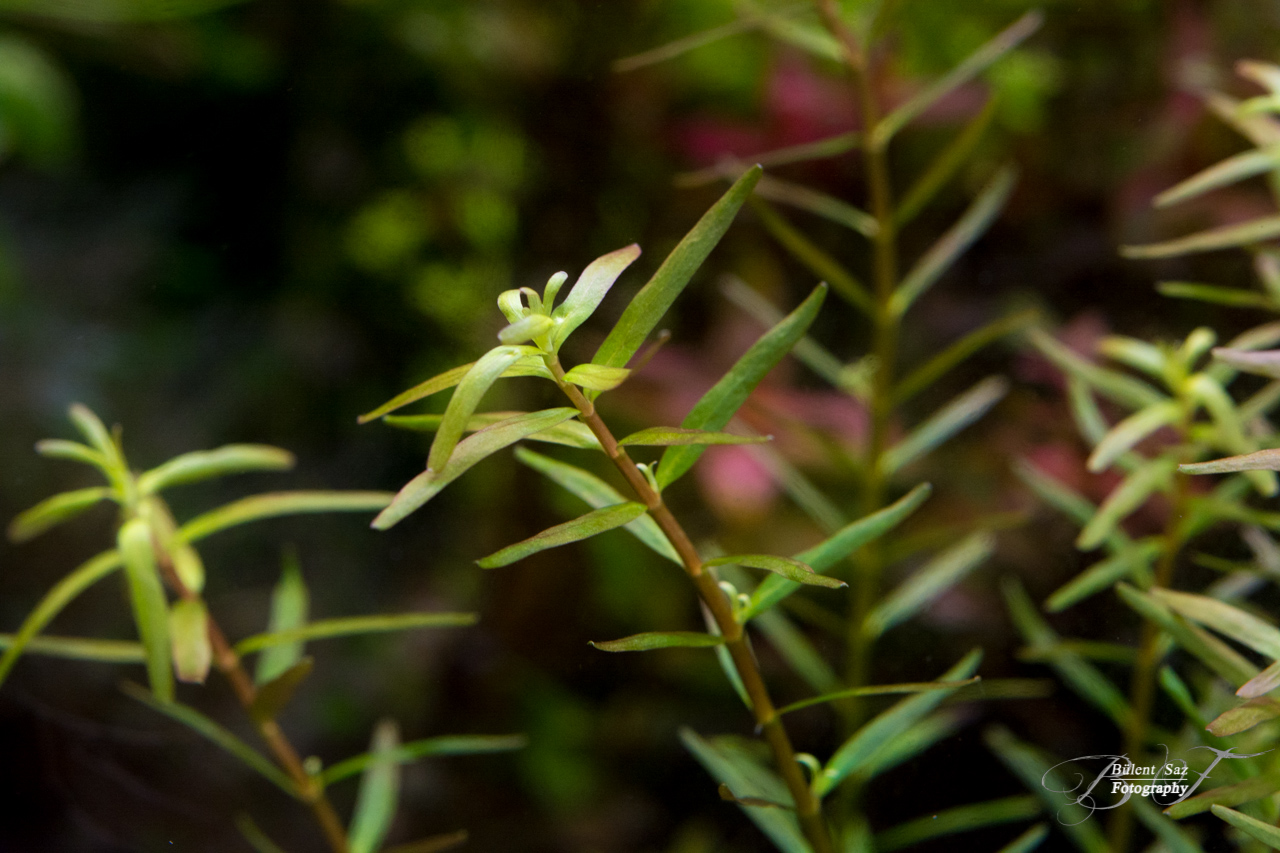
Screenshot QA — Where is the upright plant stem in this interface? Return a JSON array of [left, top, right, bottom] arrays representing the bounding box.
[[815, 0, 901, 712], [545, 356, 835, 853], [1108, 469, 1190, 853], [154, 540, 351, 853]]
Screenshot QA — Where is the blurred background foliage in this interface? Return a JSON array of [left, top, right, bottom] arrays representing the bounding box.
[[4, 1, 1280, 851]]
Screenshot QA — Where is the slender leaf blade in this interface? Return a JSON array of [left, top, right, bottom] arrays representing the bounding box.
[[863, 532, 994, 638], [1117, 584, 1257, 687], [657, 284, 826, 489], [1151, 588, 1280, 658], [428, 346, 525, 474], [874, 795, 1040, 852], [1158, 282, 1277, 310], [0, 632, 143, 663], [8, 486, 113, 543], [748, 197, 872, 313], [1165, 773, 1280, 818], [1211, 805, 1280, 849], [180, 491, 394, 544], [137, 445, 295, 495], [895, 96, 1000, 227], [592, 167, 762, 371], [235, 612, 477, 656], [551, 244, 642, 348], [358, 363, 473, 424], [1156, 145, 1280, 208], [1087, 401, 1183, 473], [118, 518, 174, 702], [881, 377, 1008, 475], [384, 411, 599, 450], [1045, 541, 1160, 612], [895, 309, 1038, 403], [1077, 457, 1178, 551], [618, 427, 770, 447], [1206, 697, 1280, 736], [1181, 448, 1280, 474], [349, 720, 401, 853], [256, 554, 310, 685], [589, 631, 724, 652], [754, 174, 877, 236], [995, 824, 1050, 853], [1122, 214, 1280, 259], [477, 502, 648, 568], [35, 438, 108, 470], [707, 553, 846, 589], [322, 734, 527, 786]]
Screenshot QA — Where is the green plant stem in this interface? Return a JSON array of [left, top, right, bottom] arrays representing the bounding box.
[[545, 356, 835, 853], [153, 534, 351, 853], [1108, 470, 1190, 853], [815, 0, 901, 717]]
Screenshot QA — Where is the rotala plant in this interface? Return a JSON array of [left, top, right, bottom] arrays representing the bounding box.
[[1005, 59, 1280, 852], [2, 404, 524, 853]]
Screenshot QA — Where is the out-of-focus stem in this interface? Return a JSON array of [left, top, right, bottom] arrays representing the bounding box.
[[545, 356, 834, 853]]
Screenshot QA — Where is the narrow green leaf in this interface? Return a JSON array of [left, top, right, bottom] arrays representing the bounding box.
[[1017, 640, 1136, 665], [745, 483, 932, 620], [676, 129, 862, 187], [863, 532, 994, 638], [477, 502, 647, 569], [1211, 805, 1280, 850], [1045, 541, 1160, 612], [1122, 214, 1280, 259], [1087, 401, 1182, 473], [256, 554, 310, 686], [1150, 587, 1280, 658], [137, 445, 295, 495], [889, 167, 1018, 317], [895, 309, 1038, 403], [382, 830, 469, 853], [874, 795, 1040, 852], [0, 633, 143, 663], [1181, 448, 1280, 474], [35, 438, 109, 471], [611, 6, 795, 72], [358, 363, 473, 424], [777, 677, 981, 717], [895, 96, 1000, 227], [817, 649, 982, 796], [1165, 773, 1280, 818], [1012, 459, 1102, 530], [871, 11, 1043, 147], [707, 553, 846, 589], [234, 813, 289, 853], [618, 427, 769, 447], [754, 608, 839, 694], [235, 612, 476, 656], [168, 598, 211, 684], [754, 174, 877, 236], [169, 543, 205, 595], [1097, 335, 1167, 379], [251, 658, 314, 723], [321, 734, 527, 787], [1238, 658, 1280, 699], [121, 681, 300, 798], [880, 377, 1008, 475], [1027, 328, 1166, 410], [514, 447, 679, 564], [0, 549, 122, 688], [1207, 697, 1280, 736], [657, 284, 826, 489], [67, 403, 120, 464], [1077, 457, 1178, 551], [995, 824, 1050, 853], [1003, 578, 1132, 729], [983, 726, 1109, 853], [428, 346, 526, 474], [551, 244, 642, 349], [118, 518, 174, 703], [8, 486, 113, 543], [744, 442, 846, 532], [1156, 145, 1280, 208], [497, 313, 553, 346], [562, 363, 630, 392], [1157, 282, 1277, 310], [588, 631, 724, 652], [751, 4, 841, 62], [860, 710, 966, 781], [373, 409, 577, 529], [1131, 797, 1203, 853], [180, 491, 393, 543], [349, 720, 400, 853], [1213, 346, 1280, 378], [1116, 584, 1257, 688], [384, 411, 599, 450], [592, 166, 762, 372], [748, 197, 872, 313], [679, 729, 810, 853]]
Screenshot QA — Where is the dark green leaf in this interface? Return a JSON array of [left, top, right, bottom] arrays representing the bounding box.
[[589, 631, 724, 652], [551, 244, 641, 349], [657, 285, 826, 489], [122, 681, 300, 798], [514, 447, 679, 563], [8, 486, 113, 543], [617, 427, 769, 447], [592, 167, 762, 372], [118, 518, 173, 703], [250, 658, 314, 723], [754, 608, 839, 694], [874, 795, 1040, 852], [679, 729, 810, 853], [895, 97, 1000, 227], [374, 409, 577, 529], [995, 824, 1050, 853], [706, 553, 846, 589], [349, 720, 400, 853], [180, 491, 394, 543], [0, 549, 122, 688], [321, 735, 527, 787], [888, 167, 1018, 317], [235, 612, 476, 656], [477, 502, 648, 568], [776, 677, 981, 717], [895, 309, 1038, 403], [745, 483, 932, 620]]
